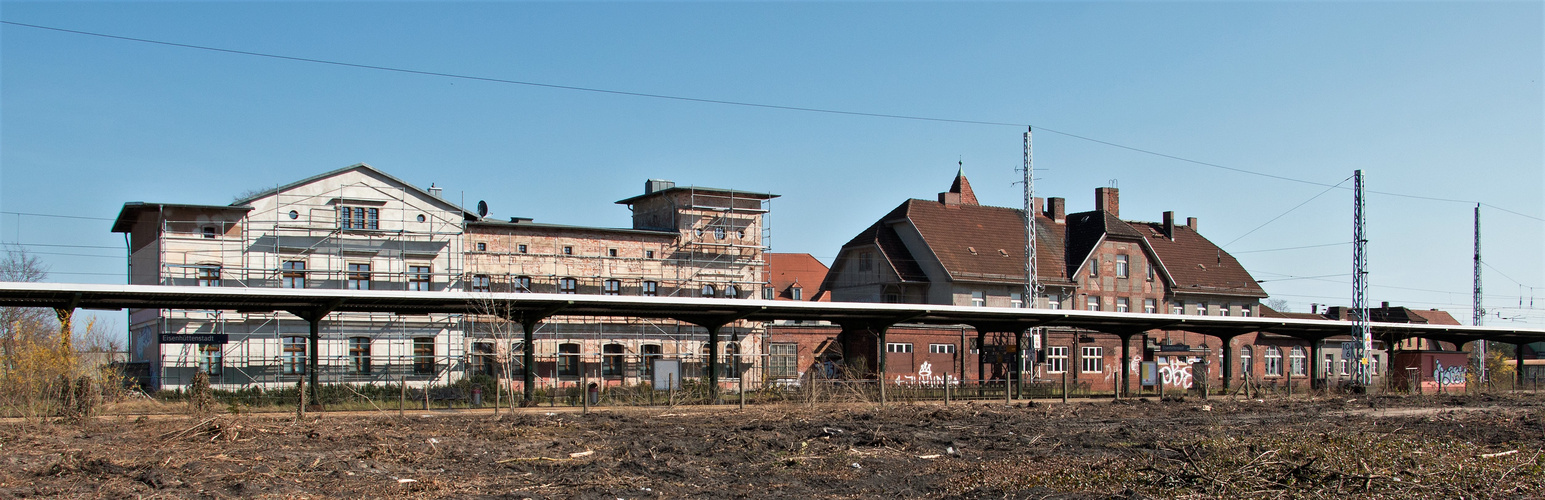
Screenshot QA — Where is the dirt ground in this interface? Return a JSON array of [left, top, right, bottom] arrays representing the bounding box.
[[2, 393, 1542, 499]]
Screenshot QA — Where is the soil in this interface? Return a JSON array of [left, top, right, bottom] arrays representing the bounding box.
[[2, 394, 1543, 499]]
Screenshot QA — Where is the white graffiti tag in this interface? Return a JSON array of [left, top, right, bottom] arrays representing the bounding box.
[[893, 361, 958, 387], [1433, 360, 1466, 387]]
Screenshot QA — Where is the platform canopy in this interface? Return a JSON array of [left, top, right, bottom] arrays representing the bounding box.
[[1, 282, 1542, 343]]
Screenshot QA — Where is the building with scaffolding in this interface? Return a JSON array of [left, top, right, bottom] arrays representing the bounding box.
[[112, 164, 777, 392], [463, 180, 777, 393]]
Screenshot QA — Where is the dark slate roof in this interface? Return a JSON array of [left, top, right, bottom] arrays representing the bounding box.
[[1134, 222, 1267, 298], [1064, 210, 1146, 277]]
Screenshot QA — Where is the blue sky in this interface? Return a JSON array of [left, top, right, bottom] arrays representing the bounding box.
[[2, 2, 1541, 336]]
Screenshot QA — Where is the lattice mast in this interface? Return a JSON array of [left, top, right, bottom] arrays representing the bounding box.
[[1351, 170, 1372, 387], [1474, 203, 1486, 382], [1024, 127, 1042, 305]]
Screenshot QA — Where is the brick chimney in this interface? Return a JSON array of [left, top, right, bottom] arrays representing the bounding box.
[[1046, 197, 1066, 223], [1186, 217, 1198, 231], [1162, 211, 1175, 240], [1031, 197, 1044, 217], [1095, 187, 1119, 217]]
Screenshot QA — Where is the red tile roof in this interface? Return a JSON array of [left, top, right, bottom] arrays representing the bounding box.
[[766, 253, 831, 301], [948, 169, 979, 206], [1134, 222, 1267, 298], [837, 198, 1072, 286]]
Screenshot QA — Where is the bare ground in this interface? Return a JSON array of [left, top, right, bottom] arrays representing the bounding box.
[[2, 394, 1542, 499]]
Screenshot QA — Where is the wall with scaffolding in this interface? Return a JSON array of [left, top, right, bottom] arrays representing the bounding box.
[[122, 167, 472, 390]]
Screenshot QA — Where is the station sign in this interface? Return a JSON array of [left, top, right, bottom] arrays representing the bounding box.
[[159, 334, 229, 344]]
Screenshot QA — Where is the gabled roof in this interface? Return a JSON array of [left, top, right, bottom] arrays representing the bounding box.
[[1371, 306, 1462, 325], [230, 163, 478, 220], [766, 253, 831, 302], [832, 198, 1072, 287], [1134, 222, 1267, 298], [614, 185, 779, 206]]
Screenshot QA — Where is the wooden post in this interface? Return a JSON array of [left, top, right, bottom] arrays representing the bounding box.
[[398, 376, 405, 417], [738, 355, 746, 410], [668, 373, 675, 407], [1061, 369, 1069, 404]]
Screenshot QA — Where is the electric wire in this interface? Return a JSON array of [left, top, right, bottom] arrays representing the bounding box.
[[1232, 241, 1351, 254], [4, 20, 1541, 222], [1222, 175, 1352, 248], [0, 211, 117, 221]]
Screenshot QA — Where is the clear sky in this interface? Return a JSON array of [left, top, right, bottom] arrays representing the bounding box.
[[2, 1, 1541, 338]]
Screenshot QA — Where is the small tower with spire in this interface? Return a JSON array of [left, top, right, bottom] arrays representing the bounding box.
[[938, 161, 979, 206]]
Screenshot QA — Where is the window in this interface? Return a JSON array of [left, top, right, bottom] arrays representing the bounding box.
[[640, 344, 661, 379], [608, 248, 618, 257], [1241, 306, 1253, 317], [416, 214, 425, 222], [562, 246, 573, 255], [769, 343, 798, 378], [1240, 346, 1253, 377], [1147, 263, 1155, 282], [725, 285, 740, 298], [514, 276, 532, 292], [473, 342, 495, 376], [518, 244, 528, 254], [1144, 299, 1157, 314], [1172, 301, 1184, 315], [349, 337, 371, 374], [643, 281, 658, 297], [790, 287, 803, 301], [1047, 294, 1061, 310], [559, 277, 578, 294], [1010, 292, 1024, 308], [202, 226, 216, 239], [1220, 304, 1231, 317], [1370, 354, 1380, 375], [883, 292, 900, 303], [603, 279, 621, 296], [1290, 347, 1306, 376], [347, 263, 371, 290], [1196, 303, 1208, 316], [1087, 296, 1101, 311], [723, 343, 741, 378], [701, 284, 717, 297], [969, 338, 980, 354], [413, 337, 435, 375], [1081, 346, 1103, 373], [645, 250, 655, 259], [197, 265, 221, 287], [477, 242, 487, 252], [602, 344, 625, 377], [282, 261, 306, 289], [199, 344, 222, 376], [289, 210, 299, 220], [1265, 347, 1282, 376], [1046, 346, 1068, 373], [886, 343, 913, 353], [929, 343, 956, 354], [762, 286, 774, 300], [471, 275, 491, 293], [282, 337, 306, 375], [859, 252, 874, 271], [558, 343, 580, 376], [1324, 353, 1336, 377], [971, 290, 985, 307], [714, 227, 726, 240], [1116, 297, 1130, 313], [340, 206, 379, 230], [409, 265, 431, 291], [1116, 255, 1129, 278], [1089, 258, 1099, 278], [509, 341, 526, 377]]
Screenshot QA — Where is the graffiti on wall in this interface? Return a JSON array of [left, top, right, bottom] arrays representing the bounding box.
[[1157, 356, 1201, 389], [893, 361, 958, 387], [1433, 360, 1467, 388]]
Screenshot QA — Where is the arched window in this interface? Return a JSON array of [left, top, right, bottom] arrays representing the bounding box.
[[724, 285, 739, 298], [559, 277, 578, 294], [701, 284, 717, 298], [1239, 346, 1253, 380], [603, 279, 621, 296], [602, 344, 625, 377], [558, 343, 580, 377]]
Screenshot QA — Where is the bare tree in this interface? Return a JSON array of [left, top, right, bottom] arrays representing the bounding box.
[[1263, 298, 1291, 313]]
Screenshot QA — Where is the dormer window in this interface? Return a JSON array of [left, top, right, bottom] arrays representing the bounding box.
[[790, 286, 802, 301]]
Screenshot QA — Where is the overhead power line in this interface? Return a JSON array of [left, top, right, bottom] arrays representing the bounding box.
[[4, 20, 1541, 222], [1232, 241, 1351, 254], [1, 211, 117, 221], [1222, 175, 1351, 248]]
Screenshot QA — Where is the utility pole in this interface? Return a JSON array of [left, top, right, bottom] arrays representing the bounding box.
[[1022, 127, 1044, 381], [1474, 204, 1486, 383], [1351, 170, 1372, 389]]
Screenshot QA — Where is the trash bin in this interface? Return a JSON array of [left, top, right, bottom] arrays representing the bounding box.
[[587, 383, 599, 405], [472, 387, 483, 407]]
